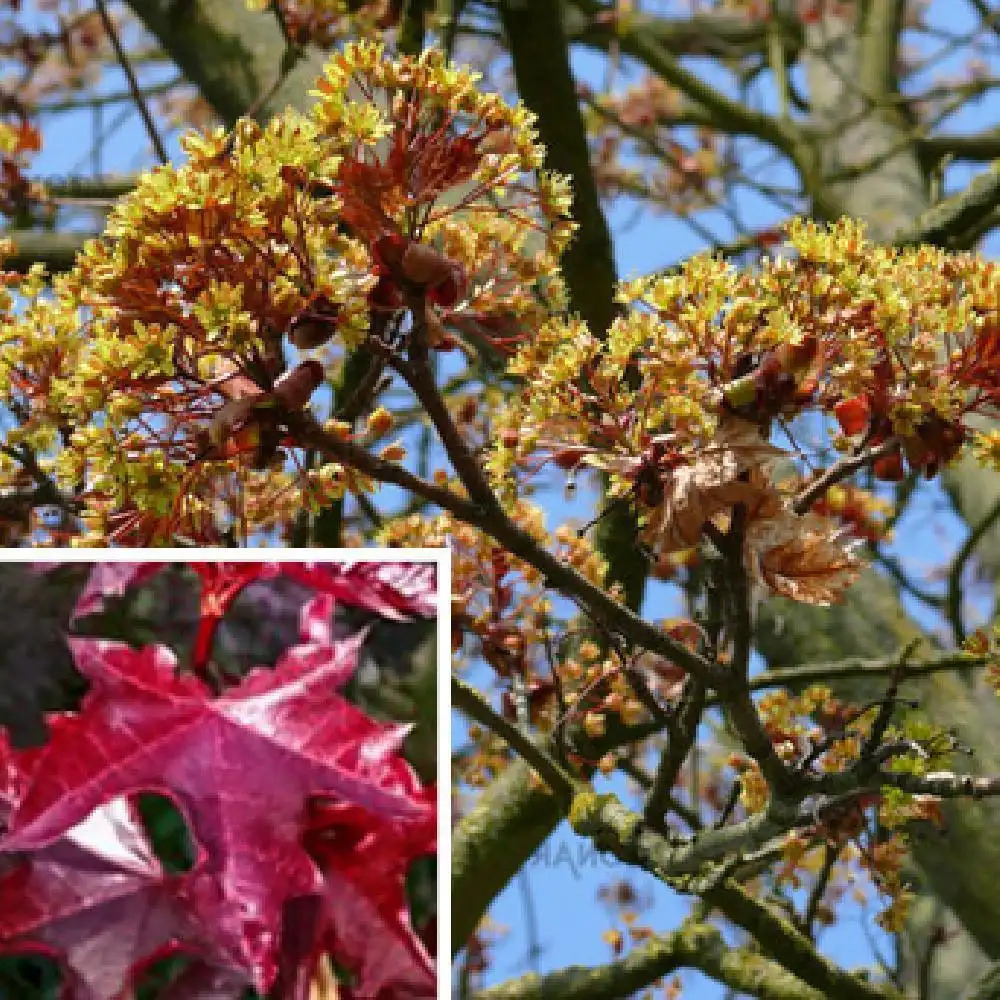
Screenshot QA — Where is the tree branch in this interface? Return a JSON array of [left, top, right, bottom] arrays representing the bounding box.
[[568, 0, 808, 164], [793, 438, 901, 515], [895, 160, 1000, 248], [42, 176, 139, 200], [472, 921, 827, 1000], [565, 5, 803, 63], [740, 649, 986, 696], [644, 678, 705, 827], [858, 0, 905, 103], [95, 0, 169, 165], [567, 789, 901, 999], [702, 879, 903, 1000], [499, 0, 653, 616], [293, 408, 725, 687], [451, 715, 663, 954], [921, 127, 1000, 163], [452, 675, 575, 804], [2, 231, 90, 272], [125, 0, 327, 126], [500, 0, 617, 340]]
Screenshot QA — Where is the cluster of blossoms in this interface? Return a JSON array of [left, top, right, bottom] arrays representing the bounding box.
[[0, 119, 42, 219], [0, 41, 572, 544], [490, 217, 1000, 605], [0, 561, 438, 998], [582, 73, 723, 216], [386, 504, 704, 784], [723, 681, 955, 933]]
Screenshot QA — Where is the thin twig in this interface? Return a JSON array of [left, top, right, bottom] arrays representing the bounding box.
[[714, 779, 742, 829], [451, 674, 575, 803], [94, 0, 169, 165], [945, 496, 1000, 644], [859, 640, 921, 768], [644, 677, 706, 828], [800, 841, 839, 939], [793, 438, 901, 515]]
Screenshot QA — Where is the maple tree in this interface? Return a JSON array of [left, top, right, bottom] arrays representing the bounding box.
[[4, 1, 1000, 998], [0, 560, 439, 999]]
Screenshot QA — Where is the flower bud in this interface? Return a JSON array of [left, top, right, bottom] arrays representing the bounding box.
[[380, 441, 407, 462], [273, 360, 325, 409], [366, 406, 394, 436], [401, 242, 462, 288], [288, 296, 340, 349]]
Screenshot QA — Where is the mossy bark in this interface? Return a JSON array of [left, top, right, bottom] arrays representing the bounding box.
[[126, 0, 327, 126]]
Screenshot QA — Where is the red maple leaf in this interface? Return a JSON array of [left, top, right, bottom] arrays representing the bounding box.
[[66, 563, 164, 624], [0, 729, 23, 824], [0, 796, 215, 1000], [189, 561, 438, 670], [53, 561, 438, 672], [56, 561, 438, 624], [283, 562, 439, 621], [307, 797, 437, 1000]]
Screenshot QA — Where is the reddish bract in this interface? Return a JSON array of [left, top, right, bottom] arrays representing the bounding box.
[[833, 396, 871, 436], [60, 561, 438, 671], [303, 796, 437, 1000], [282, 562, 439, 621], [872, 451, 905, 482], [67, 563, 163, 623]]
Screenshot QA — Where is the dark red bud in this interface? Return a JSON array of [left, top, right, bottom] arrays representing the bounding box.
[[288, 297, 341, 349], [369, 274, 404, 311], [272, 359, 325, 409], [372, 231, 408, 270], [834, 396, 871, 436], [873, 451, 904, 481], [430, 333, 460, 351], [428, 273, 461, 309]]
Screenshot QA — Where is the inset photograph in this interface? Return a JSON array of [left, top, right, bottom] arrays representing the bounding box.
[[0, 555, 444, 1000]]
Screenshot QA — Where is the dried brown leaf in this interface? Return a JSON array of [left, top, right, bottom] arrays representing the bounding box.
[[646, 418, 786, 551], [647, 473, 766, 551], [748, 509, 860, 605]]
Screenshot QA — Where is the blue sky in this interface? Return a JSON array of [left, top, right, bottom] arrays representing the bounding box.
[[6, 1, 1000, 996]]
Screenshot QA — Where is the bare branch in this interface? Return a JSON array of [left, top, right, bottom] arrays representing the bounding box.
[[95, 0, 169, 165], [471, 921, 827, 1000], [452, 675, 575, 804], [896, 160, 1000, 248], [793, 438, 901, 515], [740, 649, 986, 695], [2, 231, 90, 273]]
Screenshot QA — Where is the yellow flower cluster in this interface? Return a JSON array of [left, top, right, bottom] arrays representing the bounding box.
[[379, 501, 631, 742], [380, 501, 606, 656], [310, 42, 573, 326], [497, 219, 995, 474], [491, 217, 1000, 571], [0, 42, 571, 544]]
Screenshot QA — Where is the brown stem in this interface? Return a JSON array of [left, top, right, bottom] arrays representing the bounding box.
[[291, 405, 726, 689], [95, 0, 169, 166], [793, 438, 901, 515]]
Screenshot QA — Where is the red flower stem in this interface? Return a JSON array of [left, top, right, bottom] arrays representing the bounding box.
[[191, 614, 221, 674]]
